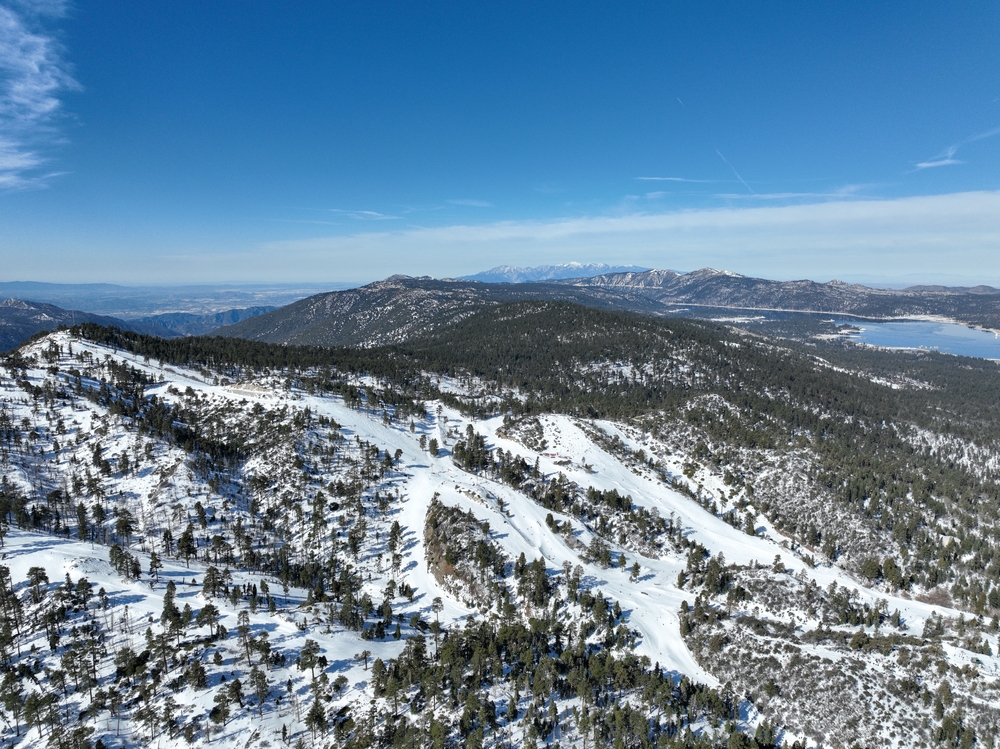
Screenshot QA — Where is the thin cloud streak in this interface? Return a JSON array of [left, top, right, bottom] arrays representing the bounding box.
[[635, 176, 726, 183], [447, 199, 493, 207], [0, 1, 76, 190], [914, 127, 1000, 170], [914, 158, 963, 170], [268, 218, 341, 225], [326, 208, 400, 220], [713, 190, 871, 200]]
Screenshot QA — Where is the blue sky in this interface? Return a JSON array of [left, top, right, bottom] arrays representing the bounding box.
[[1, 1, 999, 285]]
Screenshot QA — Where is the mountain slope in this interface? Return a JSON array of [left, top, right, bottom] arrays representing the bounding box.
[[4, 319, 1000, 747], [212, 274, 664, 346], [86, 303, 1000, 598]]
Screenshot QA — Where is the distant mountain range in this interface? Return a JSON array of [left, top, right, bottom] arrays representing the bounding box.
[[0, 281, 338, 318], [0, 299, 134, 352], [459, 262, 650, 283], [0, 298, 274, 352], [9, 268, 1000, 353], [129, 307, 276, 337], [564, 268, 1000, 323], [215, 268, 1000, 348]]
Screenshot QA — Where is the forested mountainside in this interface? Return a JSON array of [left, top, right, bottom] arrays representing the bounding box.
[[212, 275, 665, 347], [1, 305, 1000, 748], [565, 269, 1000, 329]]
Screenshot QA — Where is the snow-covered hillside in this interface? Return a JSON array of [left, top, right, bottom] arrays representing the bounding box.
[[459, 263, 651, 284], [0, 330, 997, 748]]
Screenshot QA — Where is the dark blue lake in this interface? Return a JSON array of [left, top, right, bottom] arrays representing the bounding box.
[[837, 319, 1000, 360]]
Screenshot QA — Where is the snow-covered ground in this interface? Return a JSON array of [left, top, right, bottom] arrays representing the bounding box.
[[1, 330, 996, 748]]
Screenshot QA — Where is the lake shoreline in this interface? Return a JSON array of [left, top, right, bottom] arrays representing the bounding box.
[[826, 317, 1000, 361]]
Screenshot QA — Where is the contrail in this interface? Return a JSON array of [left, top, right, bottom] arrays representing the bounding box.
[[716, 149, 754, 194]]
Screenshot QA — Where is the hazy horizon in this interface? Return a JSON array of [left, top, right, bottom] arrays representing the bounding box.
[[4, 264, 1000, 296]]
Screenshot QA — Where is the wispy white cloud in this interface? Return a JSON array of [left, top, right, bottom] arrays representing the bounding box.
[[915, 158, 963, 169], [0, 0, 77, 190], [7, 0, 70, 17], [327, 208, 400, 220], [447, 199, 493, 207], [914, 127, 1000, 170], [268, 218, 341, 225], [635, 176, 726, 183], [713, 188, 870, 201]]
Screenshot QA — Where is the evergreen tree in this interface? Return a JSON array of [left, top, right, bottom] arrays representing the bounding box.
[[148, 550, 162, 583], [210, 689, 230, 729], [177, 523, 197, 567], [251, 666, 269, 716], [305, 696, 327, 740]]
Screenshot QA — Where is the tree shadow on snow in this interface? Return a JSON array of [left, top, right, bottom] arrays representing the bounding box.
[[6, 536, 73, 558], [578, 574, 608, 590], [104, 590, 150, 608]]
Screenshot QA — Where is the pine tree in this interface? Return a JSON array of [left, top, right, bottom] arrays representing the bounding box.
[[1, 671, 23, 736], [27, 566, 48, 603], [300, 639, 320, 679], [76, 502, 88, 542], [305, 696, 327, 740], [148, 550, 162, 583], [161, 527, 173, 556], [161, 580, 181, 634], [177, 523, 197, 567], [228, 678, 244, 709], [238, 610, 254, 664], [251, 666, 269, 716], [210, 689, 230, 729], [197, 602, 221, 638]]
